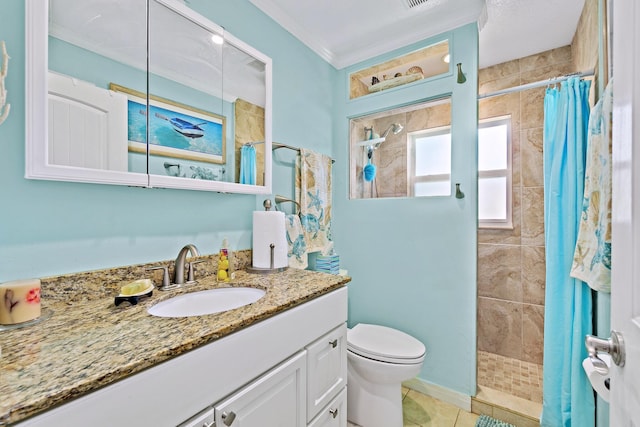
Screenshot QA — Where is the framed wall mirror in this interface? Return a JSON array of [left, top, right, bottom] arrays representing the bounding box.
[[349, 96, 452, 199], [26, 0, 272, 194]]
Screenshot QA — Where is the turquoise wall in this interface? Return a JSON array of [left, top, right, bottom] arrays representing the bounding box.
[[2, 0, 480, 398], [0, 0, 336, 280], [332, 25, 479, 395]]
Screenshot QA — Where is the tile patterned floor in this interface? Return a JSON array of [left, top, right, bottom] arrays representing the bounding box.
[[476, 351, 543, 403], [347, 388, 480, 427], [346, 351, 545, 427]]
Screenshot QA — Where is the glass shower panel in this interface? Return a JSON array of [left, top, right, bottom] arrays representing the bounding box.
[[349, 96, 452, 199]]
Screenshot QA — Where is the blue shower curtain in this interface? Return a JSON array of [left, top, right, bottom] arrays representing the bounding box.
[[541, 77, 594, 426]]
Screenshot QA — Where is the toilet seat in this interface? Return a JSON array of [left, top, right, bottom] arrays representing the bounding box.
[[347, 323, 426, 364]]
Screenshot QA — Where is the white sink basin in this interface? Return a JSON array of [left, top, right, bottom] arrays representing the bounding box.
[[148, 287, 266, 318]]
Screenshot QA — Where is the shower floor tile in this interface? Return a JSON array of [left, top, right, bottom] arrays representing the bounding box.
[[477, 351, 543, 403], [474, 385, 542, 423]]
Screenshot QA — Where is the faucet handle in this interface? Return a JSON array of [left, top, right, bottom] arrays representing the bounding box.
[[147, 266, 171, 290], [187, 260, 206, 283]]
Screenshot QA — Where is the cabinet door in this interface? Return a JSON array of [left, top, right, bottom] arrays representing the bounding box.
[[306, 323, 347, 422], [214, 351, 306, 427], [308, 388, 346, 427]]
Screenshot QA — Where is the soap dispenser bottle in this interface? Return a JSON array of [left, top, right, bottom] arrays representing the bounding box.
[[217, 238, 234, 282]]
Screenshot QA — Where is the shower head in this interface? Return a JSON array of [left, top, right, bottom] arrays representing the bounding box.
[[369, 123, 404, 149], [380, 123, 404, 139]]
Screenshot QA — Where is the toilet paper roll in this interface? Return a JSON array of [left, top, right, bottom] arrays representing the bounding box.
[[252, 211, 288, 269], [582, 354, 611, 402]]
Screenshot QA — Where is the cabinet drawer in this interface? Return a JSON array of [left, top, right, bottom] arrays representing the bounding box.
[[308, 388, 347, 427], [306, 323, 347, 422]]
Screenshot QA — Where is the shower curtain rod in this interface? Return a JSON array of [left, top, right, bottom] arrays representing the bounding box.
[[478, 70, 595, 100]]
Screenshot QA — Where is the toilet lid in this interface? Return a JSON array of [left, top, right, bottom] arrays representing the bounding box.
[[347, 324, 426, 364]]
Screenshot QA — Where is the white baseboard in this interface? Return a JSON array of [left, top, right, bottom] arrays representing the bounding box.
[[402, 378, 472, 412]]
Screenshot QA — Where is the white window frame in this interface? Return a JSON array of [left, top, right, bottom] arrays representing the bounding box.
[[406, 115, 513, 228], [407, 125, 452, 197], [478, 116, 513, 229]]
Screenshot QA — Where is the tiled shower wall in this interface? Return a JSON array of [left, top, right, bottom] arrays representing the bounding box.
[[477, 0, 599, 366], [235, 99, 265, 186], [476, 45, 577, 365]]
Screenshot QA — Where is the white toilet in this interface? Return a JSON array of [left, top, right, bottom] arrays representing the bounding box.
[[347, 323, 426, 427]]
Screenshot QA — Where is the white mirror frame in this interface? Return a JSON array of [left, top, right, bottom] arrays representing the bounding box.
[[25, 0, 272, 195]]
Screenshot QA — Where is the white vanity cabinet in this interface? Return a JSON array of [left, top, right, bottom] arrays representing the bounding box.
[[15, 287, 348, 427], [202, 324, 347, 427], [306, 324, 348, 424]]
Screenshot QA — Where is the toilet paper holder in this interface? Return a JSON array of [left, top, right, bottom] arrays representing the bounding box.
[[582, 354, 611, 402], [585, 331, 625, 375]]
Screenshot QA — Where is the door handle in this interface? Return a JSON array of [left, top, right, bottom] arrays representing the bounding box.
[[585, 330, 625, 375]]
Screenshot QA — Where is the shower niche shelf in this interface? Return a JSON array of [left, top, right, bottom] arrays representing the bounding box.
[[348, 39, 450, 100]]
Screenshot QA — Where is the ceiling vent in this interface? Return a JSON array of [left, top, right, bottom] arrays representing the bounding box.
[[405, 0, 430, 8]]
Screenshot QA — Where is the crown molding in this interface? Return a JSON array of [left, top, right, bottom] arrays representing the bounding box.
[[250, 0, 482, 69], [249, 0, 337, 65]]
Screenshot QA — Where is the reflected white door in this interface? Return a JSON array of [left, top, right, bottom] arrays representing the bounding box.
[[48, 72, 128, 171], [610, 0, 640, 423]]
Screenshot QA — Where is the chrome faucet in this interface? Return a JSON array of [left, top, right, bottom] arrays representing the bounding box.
[[173, 244, 200, 286]]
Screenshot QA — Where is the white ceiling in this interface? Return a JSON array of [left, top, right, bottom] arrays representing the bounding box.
[[249, 0, 587, 70], [50, 0, 268, 107]]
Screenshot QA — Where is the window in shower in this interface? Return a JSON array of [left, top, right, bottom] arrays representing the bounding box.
[[402, 113, 512, 226], [478, 116, 512, 228], [348, 96, 451, 199], [408, 126, 451, 197]]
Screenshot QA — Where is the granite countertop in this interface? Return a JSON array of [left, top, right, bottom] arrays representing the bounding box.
[[0, 268, 350, 425]]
